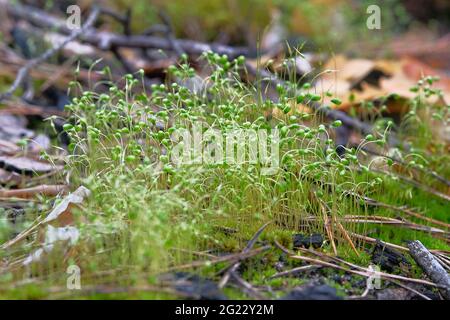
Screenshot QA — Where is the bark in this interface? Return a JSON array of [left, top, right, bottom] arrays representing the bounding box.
[[407, 240, 450, 299]]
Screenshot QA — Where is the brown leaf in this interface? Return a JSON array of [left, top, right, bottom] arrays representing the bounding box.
[[0, 155, 63, 174], [390, 30, 450, 70], [315, 55, 385, 110], [321, 55, 376, 83], [0, 186, 91, 250], [42, 186, 91, 227], [315, 54, 450, 114]]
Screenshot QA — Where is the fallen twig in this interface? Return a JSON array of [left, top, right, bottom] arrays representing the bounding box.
[[340, 215, 449, 237], [167, 245, 271, 271], [3, 2, 249, 58], [0, 5, 100, 102], [218, 221, 272, 289], [0, 184, 68, 199], [349, 232, 450, 259], [291, 254, 439, 288], [269, 265, 321, 279], [351, 192, 450, 229], [0, 100, 66, 118], [229, 272, 265, 300], [389, 280, 432, 300], [310, 191, 338, 255], [407, 240, 450, 299]]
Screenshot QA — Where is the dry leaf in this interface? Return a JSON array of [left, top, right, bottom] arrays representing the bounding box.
[[314, 54, 450, 114], [0, 155, 62, 174], [43, 186, 91, 226], [23, 225, 80, 266], [315, 55, 384, 110], [21, 187, 88, 265], [337, 59, 375, 83], [0, 186, 91, 249]]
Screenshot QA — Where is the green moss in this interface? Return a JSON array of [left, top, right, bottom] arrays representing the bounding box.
[[1, 49, 448, 299]]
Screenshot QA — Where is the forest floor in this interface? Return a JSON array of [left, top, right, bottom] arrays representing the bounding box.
[[0, 1, 449, 300]]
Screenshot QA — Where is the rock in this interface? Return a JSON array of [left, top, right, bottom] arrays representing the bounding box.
[[371, 240, 410, 272], [160, 272, 227, 300], [293, 233, 324, 249], [274, 261, 285, 272], [281, 284, 341, 300]]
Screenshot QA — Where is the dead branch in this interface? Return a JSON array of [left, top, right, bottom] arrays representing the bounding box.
[[0, 44, 106, 88], [388, 280, 432, 300], [2, 1, 249, 58], [352, 192, 450, 229], [219, 221, 271, 288], [0, 5, 101, 102], [291, 254, 439, 288], [349, 232, 450, 259], [157, 10, 185, 57], [0, 184, 68, 199], [166, 244, 271, 271], [229, 272, 265, 299], [310, 191, 338, 255], [269, 265, 321, 279], [339, 215, 449, 237], [0, 101, 66, 117], [407, 240, 450, 299]]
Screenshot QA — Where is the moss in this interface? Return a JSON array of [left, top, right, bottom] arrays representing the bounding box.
[[1, 48, 448, 299]]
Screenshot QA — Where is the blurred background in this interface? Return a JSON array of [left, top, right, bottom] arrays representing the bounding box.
[[2, 0, 448, 111], [13, 0, 450, 56]]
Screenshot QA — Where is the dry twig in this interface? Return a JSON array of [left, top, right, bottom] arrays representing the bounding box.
[[0, 5, 100, 102]]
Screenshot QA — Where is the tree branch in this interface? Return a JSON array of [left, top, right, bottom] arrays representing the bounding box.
[[408, 240, 450, 300], [2, 1, 250, 58], [0, 5, 100, 102]]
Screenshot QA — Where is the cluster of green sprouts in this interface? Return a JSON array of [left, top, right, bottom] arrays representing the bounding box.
[[2, 51, 448, 297], [58, 51, 400, 275]]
